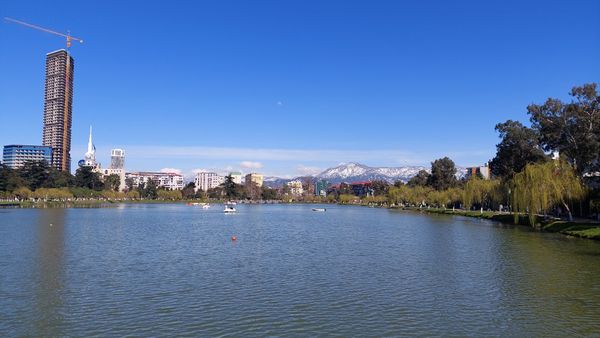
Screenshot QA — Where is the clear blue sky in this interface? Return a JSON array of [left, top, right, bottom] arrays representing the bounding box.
[[1, 0, 598, 178]]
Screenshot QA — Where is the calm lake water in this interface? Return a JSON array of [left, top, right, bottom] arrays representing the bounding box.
[[1, 204, 599, 336]]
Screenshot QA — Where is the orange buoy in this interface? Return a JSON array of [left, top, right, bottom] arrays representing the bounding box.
[[231, 236, 237, 241]]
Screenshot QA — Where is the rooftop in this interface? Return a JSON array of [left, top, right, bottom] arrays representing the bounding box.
[[46, 49, 68, 56], [4, 144, 52, 149], [128, 171, 183, 177]]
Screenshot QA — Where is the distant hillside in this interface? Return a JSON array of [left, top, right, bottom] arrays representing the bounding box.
[[264, 162, 466, 187], [316, 162, 428, 184]]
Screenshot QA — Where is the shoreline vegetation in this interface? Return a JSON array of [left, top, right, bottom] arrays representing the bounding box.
[[2, 197, 599, 241]]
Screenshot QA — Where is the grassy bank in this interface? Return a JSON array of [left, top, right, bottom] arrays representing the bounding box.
[[542, 221, 600, 240], [397, 206, 600, 240]]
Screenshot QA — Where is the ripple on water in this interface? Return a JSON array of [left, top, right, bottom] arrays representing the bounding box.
[[0, 204, 599, 336]]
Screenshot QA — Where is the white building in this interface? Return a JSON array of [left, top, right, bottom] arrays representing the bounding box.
[[194, 172, 225, 192], [287, 180, 304, 196], [230, 172, 243, 185], [126, 172, 184, 190]]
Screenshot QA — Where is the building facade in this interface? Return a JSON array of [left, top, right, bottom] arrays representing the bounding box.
[[43, 49, 74, 172], [110, 149, 125, 170], [350, 181, 374, 197], [314, 179, 328, 197], [102, 149, 126, 191], [465, 164, 491, 180], [229, 172, 243, 185], [286, 180, 304, 196], [194, 172, 225, 192], [102, 167, 126, 191], [2, 145, 52, 169], [245, 173, 264, 187], [126, 172, 184, 190]]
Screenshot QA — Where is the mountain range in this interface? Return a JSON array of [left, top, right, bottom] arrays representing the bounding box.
[[264, 162, 467, 187]]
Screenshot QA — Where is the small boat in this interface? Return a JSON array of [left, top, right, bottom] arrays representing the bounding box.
[[312, 208, 326, 212], [202, 204, 210, 209], [225, 201, 237, 206], [224, 205, 236, 213]]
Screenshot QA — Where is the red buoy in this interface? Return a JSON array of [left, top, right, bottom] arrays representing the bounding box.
[[231, 236, 237, 241]]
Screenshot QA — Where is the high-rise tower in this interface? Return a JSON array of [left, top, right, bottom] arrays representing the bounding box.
[[109, 149, 126, 191], [42, 49, 74, 172], [110, 149, 125, 170]]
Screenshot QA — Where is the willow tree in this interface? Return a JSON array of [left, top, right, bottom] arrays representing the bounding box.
[[388, 185, 411, 206], [31, 188, 73, 200], [446, 187, 464, 209], [410, 186, 432, 207], [426, 190, 447, 208], [463, 177, 503, 211], [511, 160, 585, 226]]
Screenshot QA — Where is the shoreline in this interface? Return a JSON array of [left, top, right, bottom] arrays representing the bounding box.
[[393, 206, 600, 240], [0, 199, 325, 208]]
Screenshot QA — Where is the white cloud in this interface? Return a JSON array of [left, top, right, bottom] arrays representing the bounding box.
[[296, 164, 322, 176], [240, 161, 263, 169], [160, 167, 182, 174], [124, 146, 425, 163], [190, 167, 233, 177]]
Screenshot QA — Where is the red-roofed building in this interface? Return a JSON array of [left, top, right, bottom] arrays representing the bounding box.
[[350, 181, 374, 197], [327, 181, 374, 197]]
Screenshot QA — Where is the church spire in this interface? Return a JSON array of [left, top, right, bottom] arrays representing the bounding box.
[[87, 125, 93, 154], [83, 125, 97, 167]]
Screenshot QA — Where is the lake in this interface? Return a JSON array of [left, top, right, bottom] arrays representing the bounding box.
[[1, 204, 599, 336]]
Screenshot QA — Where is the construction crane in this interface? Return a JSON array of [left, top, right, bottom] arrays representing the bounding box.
[[4, 17, 83, 49]]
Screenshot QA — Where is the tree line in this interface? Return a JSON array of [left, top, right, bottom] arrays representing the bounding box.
[[0, 161, 180, 201], [384, 83, 599, 226], [179, 176, 306, 202]]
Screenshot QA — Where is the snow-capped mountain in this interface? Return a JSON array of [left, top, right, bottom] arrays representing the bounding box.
[[263, 176, 302, 188], [263, 162, 467, 187], [316, 162, 428, 184]]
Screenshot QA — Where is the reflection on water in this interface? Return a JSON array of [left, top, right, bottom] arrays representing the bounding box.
[[7, 202, 118, 209], [33, 209, 66, 336], [0, 205, 599, 336]]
